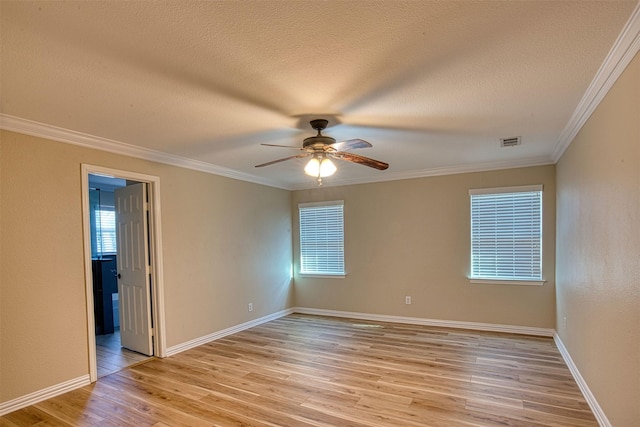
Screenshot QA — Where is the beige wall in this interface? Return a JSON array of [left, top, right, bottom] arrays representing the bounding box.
[[293, 165, 556, 328], [6, 52, 638, 423], [556, 52, 640, 426], [0, 131, 293, 403]]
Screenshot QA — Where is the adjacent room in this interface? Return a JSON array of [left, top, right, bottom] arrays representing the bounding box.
[[1, 1, 638, 426]]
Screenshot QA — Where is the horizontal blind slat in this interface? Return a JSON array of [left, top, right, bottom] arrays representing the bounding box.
[[299, 202, 345, 275], [95, 208, 117, 254], [470, 190, 542, 280]]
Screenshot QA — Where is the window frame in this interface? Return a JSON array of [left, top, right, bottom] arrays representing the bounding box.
[[94, 206, 117, 255], [298, 200, 346, 278], [468, 185, 544, 286]]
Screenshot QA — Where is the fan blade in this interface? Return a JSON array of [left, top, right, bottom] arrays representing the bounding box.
[[255, 153, 311, 168], [261, 143, 306, 150], [331, 152, 389, 170], [327, 138, 372, 152]]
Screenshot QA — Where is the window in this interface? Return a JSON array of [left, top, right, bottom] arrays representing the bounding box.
[[469, 185, 543, 284], [95, 208, 117, 254], [299, 201, 345, 276]]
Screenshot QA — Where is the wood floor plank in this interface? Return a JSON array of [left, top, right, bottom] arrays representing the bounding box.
[[95, 330, 151, 378], [1, 314, 597, 426], [1, 406, 73, 427]]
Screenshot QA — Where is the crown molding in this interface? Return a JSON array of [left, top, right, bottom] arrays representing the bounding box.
[[1, 4, 637, 190], [289, 156, 554, 190], [0, 114, 291, 190], [552, 1, 640, 162], [0, 113, 554, 192]]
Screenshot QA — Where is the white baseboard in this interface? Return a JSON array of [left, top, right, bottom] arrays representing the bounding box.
[[165, 307, 553, 359], [554, 333, 610, 427], [165, 308, 294, 357], [293, 307, 554, 337], [6, 309, 604, 425], [0, 375, 91, 416], [0, 309, 294, 417]]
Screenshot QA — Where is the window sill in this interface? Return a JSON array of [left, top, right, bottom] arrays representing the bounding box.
[[468, 278, 545, 286], [299, 273, 346, 279]]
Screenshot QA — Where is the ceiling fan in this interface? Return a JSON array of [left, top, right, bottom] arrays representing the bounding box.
[[255, 119, 389, 185]]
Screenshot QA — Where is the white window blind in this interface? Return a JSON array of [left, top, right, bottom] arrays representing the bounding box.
[[95, 208, 117, 254], [470, 186, 542, 281], [299, 201, 345, 276]]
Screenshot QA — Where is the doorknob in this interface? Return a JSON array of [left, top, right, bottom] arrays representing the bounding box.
[[117, 273, 122, 279]]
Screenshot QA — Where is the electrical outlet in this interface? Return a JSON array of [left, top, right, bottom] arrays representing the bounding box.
[[563, 316, 567, 328], [405, 296, 411, 305], [248, 302, 253, 312]]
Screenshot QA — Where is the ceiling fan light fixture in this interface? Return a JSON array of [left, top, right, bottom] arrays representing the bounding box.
[[319, 157, 337, 177], [304, 157, 320, 176], [304, 156, 336, 178]]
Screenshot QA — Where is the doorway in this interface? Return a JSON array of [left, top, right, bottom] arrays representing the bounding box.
[[81, 165, 166, 382]]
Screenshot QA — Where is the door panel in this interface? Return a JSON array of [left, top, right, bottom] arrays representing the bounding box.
[[115, 183, 153, 356]]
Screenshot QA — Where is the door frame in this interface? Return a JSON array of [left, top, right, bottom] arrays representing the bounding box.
[[81, 164, 167, 382]]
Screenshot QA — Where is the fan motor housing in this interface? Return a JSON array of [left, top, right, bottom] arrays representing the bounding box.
[[303, 135, 336, 148]]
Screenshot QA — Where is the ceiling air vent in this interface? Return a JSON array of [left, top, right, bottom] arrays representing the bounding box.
[[500, 136, 521, 148]]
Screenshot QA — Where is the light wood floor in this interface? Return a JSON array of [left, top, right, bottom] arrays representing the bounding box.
[[95, 330, 150, 378], [1, 314, 596, 426]]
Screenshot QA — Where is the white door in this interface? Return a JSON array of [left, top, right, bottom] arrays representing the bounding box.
[[115, 183, 153, 356]]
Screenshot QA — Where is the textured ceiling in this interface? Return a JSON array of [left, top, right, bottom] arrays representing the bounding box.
[[1, 1, 637, 189]]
